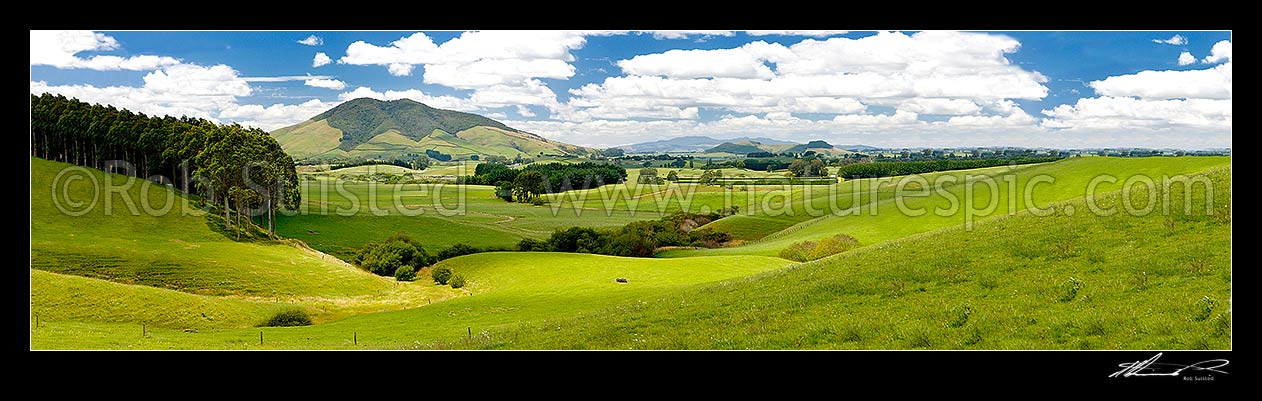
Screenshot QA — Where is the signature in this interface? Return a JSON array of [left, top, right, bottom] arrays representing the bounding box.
[[1110, 353, 1230, 378]]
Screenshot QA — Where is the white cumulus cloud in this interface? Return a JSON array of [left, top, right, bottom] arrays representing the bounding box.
[[338, 86, 478, 112], [30, 30, 179, 71], [898, 98, 982, 115], [297, 35, 323, 46], [642, 31, 735, 40], [1042, 96, 1231, 130], [565, 31, 1049, 122], [1152, 34, 1188, 45], [1088, 61, 1231, 100], [338, 31, 586, 113], [515, 105, 536, 117], [1178, 51, 1196, 66], [339, 31, 584, 84], [1044, 41, 1231, 140], [304, 77, 347, 90], [1202, 40, 1231, 64], [219, 99, 339, 130], [616, 41, 792, 79], [313, 52, 331, 67], [31, 63, 251, 121]]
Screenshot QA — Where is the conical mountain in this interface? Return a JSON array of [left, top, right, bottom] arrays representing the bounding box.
[[271, 98, 593, 161]]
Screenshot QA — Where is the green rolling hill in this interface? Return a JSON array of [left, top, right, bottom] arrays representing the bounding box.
[[468, 166, 1231, 349], [271, 98, 595, 162], [30, 157, 1230, 349], [30, 158, 462, 329]]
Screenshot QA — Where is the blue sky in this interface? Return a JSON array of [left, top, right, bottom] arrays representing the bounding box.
[[30, 30, 1231, 149]]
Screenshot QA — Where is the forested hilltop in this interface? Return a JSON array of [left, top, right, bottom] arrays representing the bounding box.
[[29, 93, 300, 236]]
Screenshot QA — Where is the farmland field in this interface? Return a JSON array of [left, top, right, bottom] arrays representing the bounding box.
[[28, 29, 1235, 366], [30, 155, 1230, 349]]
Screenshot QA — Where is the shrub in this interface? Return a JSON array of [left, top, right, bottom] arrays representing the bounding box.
[[1192, 296, 1218, 321], [353, 232, 428, 277], [437, 243, 480, 261], [779, 241, 814, 262], [394, 265, 416, 281], [517, 238, 549, 252], [947, 304, 973, 328], [449, 274, 466, 289], [432, 265, 453, 285], [529, 197, 548, 206], [517, 211, 735, 258], [1057, 277, 1084, 302], [809, 234, 861, 260], [263, 310, 312, 327], [779, 234, 861, 262]]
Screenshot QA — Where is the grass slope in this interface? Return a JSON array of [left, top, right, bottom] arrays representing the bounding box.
[[32, 269, 286, 329], [30, 158, 390, 297], [665, 156, 1230, 257], [32, 253, 793, 349], [269, 119, 344, 160], [30, 158, 463, 327], [458, 167, 1232, 349]]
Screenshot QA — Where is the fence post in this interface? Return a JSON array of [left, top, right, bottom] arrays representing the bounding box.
[[467, 327, 472, 341], [142, 323, 146, 337], [260, 330, 264, 345], [354, 331, 357, 345]]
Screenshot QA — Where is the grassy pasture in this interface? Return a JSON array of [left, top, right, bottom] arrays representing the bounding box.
[[453, 167, 1233, 349], [32, 253, 792, 349], [30, 156, 1230, 349]]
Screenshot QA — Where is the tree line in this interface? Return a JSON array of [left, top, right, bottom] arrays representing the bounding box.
[[834, 156, 1063, 179], [517, 209, 738, 257], [30, 93, 300, 237], [329, 156, 428, 171], [462, 161, 627, 202]]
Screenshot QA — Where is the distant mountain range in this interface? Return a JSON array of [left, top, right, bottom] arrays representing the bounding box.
[[618, 136, 798, 153], [620, 136, 877, 155], [703, 139, 854, 156], [271, 98, 594, 162]]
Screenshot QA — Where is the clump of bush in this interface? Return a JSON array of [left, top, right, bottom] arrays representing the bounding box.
[[432, 244, 510, 263], [432, 265, 454, 285], [515, 210, 737, 257], [263, 309, 312, 327], [1192, 296, 1218, 321], [778, 234, 861, 262], [449, 274, 466, 289], [437, 244, 479, 260], [352, 232, 430, 277], [1057, 277, 1084, 302], [394, 265, 416, 282], [947, 304, 973, 328]]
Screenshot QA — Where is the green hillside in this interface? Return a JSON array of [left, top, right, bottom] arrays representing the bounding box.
[[665, 156, 1231, 258], [270, 98, 594, 162], [314, 98, 518, 150], [32, 252, 794, 349], [706, 141, 766, 154], [31, 159, 1230, 349], [462, 167, 1231, 349], [30, 158, 462, 327]]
